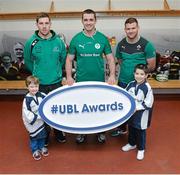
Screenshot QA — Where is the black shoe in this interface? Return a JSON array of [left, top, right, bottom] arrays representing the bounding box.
[[111, 129, 127, 137], [56, 131, 66, 143], [76, 134, 86, 144], [97, 133, 106, 143]]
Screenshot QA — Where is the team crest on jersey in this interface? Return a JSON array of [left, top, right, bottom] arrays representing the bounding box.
[[95, 43, 100, 49], [53, 47, 59, 52], [35, 46, 42, 53]]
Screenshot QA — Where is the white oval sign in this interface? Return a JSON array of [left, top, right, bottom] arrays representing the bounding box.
[[39, 81, 135, 134]]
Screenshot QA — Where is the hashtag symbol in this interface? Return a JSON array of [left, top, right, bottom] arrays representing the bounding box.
[[51, 105, 58, 114]]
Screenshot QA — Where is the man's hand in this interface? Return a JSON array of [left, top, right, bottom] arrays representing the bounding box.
[[107, 75, 116, 85], [66, 77, 75, 86]]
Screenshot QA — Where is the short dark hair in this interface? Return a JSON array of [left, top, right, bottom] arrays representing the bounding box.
[[134, 64, 149, 74], [82, 9, 96, 20], [125, 17, 138, 26], [36, 12, 51, 23], [25, 75, 39, 87]]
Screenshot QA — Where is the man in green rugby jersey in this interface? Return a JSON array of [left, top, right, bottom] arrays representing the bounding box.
[[66, 9, 116, 144], [111, 17, 156, 137], [24, 12, 67, 146]]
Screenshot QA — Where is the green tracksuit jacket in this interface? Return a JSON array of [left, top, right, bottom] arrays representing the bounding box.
[[24, 30, 66, 85]]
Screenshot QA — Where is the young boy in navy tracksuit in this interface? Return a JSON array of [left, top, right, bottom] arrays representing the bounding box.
[[121, 64, 154, 160]]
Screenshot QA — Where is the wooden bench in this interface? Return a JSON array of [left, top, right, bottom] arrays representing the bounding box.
[[0, 80, 27, 95], [148, 79, 180, 94], [0, 79, 180, 95]]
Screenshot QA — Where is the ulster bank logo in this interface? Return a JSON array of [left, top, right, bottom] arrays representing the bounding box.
[[95, 43, 100, 49]]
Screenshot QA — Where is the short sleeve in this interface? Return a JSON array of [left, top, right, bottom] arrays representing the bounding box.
[[145, 42, 156, 59]]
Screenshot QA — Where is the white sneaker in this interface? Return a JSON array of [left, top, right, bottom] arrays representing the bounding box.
[[137, 150, 145, 160], [33, 150, 41, 161], [122, 143, 136, 152], [41, 147, 49, 157]]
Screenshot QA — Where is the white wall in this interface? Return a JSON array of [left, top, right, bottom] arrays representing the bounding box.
[[0, 16, 179, 57], [0, 0, 180, 57], [0, 0, 179, 13]]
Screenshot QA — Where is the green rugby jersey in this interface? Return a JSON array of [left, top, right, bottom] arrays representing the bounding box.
[[116, 37, 156, 84], [68, 31, 112, 82]]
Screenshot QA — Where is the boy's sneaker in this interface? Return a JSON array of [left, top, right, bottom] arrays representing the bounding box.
[[137, 150, 144, 160], [111, 129, 127, 137], [97, 133, 106, 143], [33, 150, 41, 161], [76, 134, 86, 144], [41, 147, 49, 157], [122, 143, 136, 152]]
